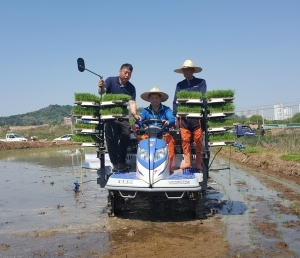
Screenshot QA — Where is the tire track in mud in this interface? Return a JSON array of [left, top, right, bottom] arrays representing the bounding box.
[[209, 157, 300, 257], [101, 198, 229, 258]]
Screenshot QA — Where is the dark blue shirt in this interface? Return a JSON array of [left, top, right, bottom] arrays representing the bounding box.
[[173, 77, 207, 115], [105, 76, 136, 101]]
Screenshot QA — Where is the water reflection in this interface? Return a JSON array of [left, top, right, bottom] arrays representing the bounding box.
[[1, 147, 98, 168], [0, 147, 108, 257]]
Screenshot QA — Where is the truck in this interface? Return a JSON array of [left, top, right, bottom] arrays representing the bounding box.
[[233, 125, 255, 138], [0, 133, 28, 142]]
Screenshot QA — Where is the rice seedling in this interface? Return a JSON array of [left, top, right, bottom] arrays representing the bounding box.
[[72, 106, 99, 116], [101, 94, 131, 102], [74, 93, 100, 103], [178, 104, 202, 113], [274, 211, 281, 226], [208, 103, 235, 113], [222, 222, 228, 243], [209, 132, 235, 142], [176, 91, 203, 99], [205, 89, 235, 99], [72, 133, 99, 143], [208, 118, 235, 127], [74, 123, 98, 129], [100, 106, 129, 116]]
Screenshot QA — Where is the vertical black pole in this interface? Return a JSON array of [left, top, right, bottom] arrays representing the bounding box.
[[98, 96, 105, 169], [202, 97, 210, 179], [99, 118, 105, 168]]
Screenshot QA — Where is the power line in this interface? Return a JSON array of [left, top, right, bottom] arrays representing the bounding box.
[[236, 101, 300, 111], [236, 104, 300, 113]]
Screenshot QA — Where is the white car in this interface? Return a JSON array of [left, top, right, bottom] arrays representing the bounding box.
[[54, 134, 73, 141]]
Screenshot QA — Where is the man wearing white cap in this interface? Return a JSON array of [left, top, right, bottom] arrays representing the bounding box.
[[173, 60, 207, 170], [135, 88, 175, 173]]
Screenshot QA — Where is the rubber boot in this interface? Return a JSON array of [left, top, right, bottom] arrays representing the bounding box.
[[180, 154, 191, 169], [169, 156, 174, 174]]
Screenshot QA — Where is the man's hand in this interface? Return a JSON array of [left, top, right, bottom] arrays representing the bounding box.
[[98, 79, 105, 88], [133, 124, 139, 134], [133, 114, 141, 121], [162, 120, 169, 127]]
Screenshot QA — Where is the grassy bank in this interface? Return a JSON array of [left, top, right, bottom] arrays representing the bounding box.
[[0, 125, 72, 141], [232, 130, 300, 162]]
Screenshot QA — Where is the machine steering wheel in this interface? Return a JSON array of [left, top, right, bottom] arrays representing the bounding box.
[[141, 119, 165, 138]]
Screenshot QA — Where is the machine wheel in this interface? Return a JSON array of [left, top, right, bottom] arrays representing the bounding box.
[[107, 190, 123, 217], [195, 191, 206, 220]]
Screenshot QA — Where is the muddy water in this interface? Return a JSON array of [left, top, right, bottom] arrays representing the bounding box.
[[0, 148, 300, 257], [0, 147, 109, 257], [210, 157, 300, 257]]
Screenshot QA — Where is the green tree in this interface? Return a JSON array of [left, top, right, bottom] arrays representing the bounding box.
[[249, 115, 263, 125], [291, 112, 300, 123]]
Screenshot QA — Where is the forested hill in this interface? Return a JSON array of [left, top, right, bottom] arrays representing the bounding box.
[[0, 105, 72, 126]]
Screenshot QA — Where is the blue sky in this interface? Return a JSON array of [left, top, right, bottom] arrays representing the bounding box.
[[1, 0, 299, 118]]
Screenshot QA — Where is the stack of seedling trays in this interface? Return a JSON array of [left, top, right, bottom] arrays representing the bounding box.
[[72, 93, 130, 147], [176, 89, 235, 147]]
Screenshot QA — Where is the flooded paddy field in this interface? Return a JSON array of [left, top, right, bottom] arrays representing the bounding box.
[[0, 147, 300, 257]]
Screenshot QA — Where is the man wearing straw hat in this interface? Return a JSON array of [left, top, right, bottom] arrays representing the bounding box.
[[173, 60, 207, 171], [135, 88, 175, 173]]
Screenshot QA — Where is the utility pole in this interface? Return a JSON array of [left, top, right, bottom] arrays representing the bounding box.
[[262, 106, 265, 126]]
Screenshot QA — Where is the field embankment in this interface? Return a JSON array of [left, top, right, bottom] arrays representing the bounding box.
[[0, 124, 72, 141]]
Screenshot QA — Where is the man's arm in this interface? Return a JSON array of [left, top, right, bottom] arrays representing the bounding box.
[[173, 85, 180, 116], [129, 100, 141, 121], [164, 108, 175, 128]]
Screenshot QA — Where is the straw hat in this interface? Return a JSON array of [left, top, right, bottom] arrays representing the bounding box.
[[174, 60, 202, 73], [140, 87, 169, 102]]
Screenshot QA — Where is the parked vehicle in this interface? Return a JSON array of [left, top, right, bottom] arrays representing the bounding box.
[[233, 125, 255, 137], [0, 133, 28, 142], [53, 134, 73, 141]]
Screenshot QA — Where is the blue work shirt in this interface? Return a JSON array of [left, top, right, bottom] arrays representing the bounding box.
[[135, 104, 175, 133], [173, 77, 207, 115], [105, 76, 136, 101]]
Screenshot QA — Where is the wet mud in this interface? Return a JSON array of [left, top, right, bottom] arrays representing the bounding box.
[[0, 147, 300, 257]]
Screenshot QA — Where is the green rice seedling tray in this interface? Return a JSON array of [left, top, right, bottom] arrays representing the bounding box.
[[205, 89, 235, 99], [74, 128, 99, 134], [81, 142, 100, 147], [74, 122, 98, 130], [74, 100, 128, 107], [177, 112, 235, 118], [72, 115, 99, 120], [74, 93, 100, 103], [101, 115, 129, 119], [177, 97, 234, 104]]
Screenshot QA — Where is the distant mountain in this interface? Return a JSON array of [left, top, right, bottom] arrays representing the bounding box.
[[0, 105, 72, 126]]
